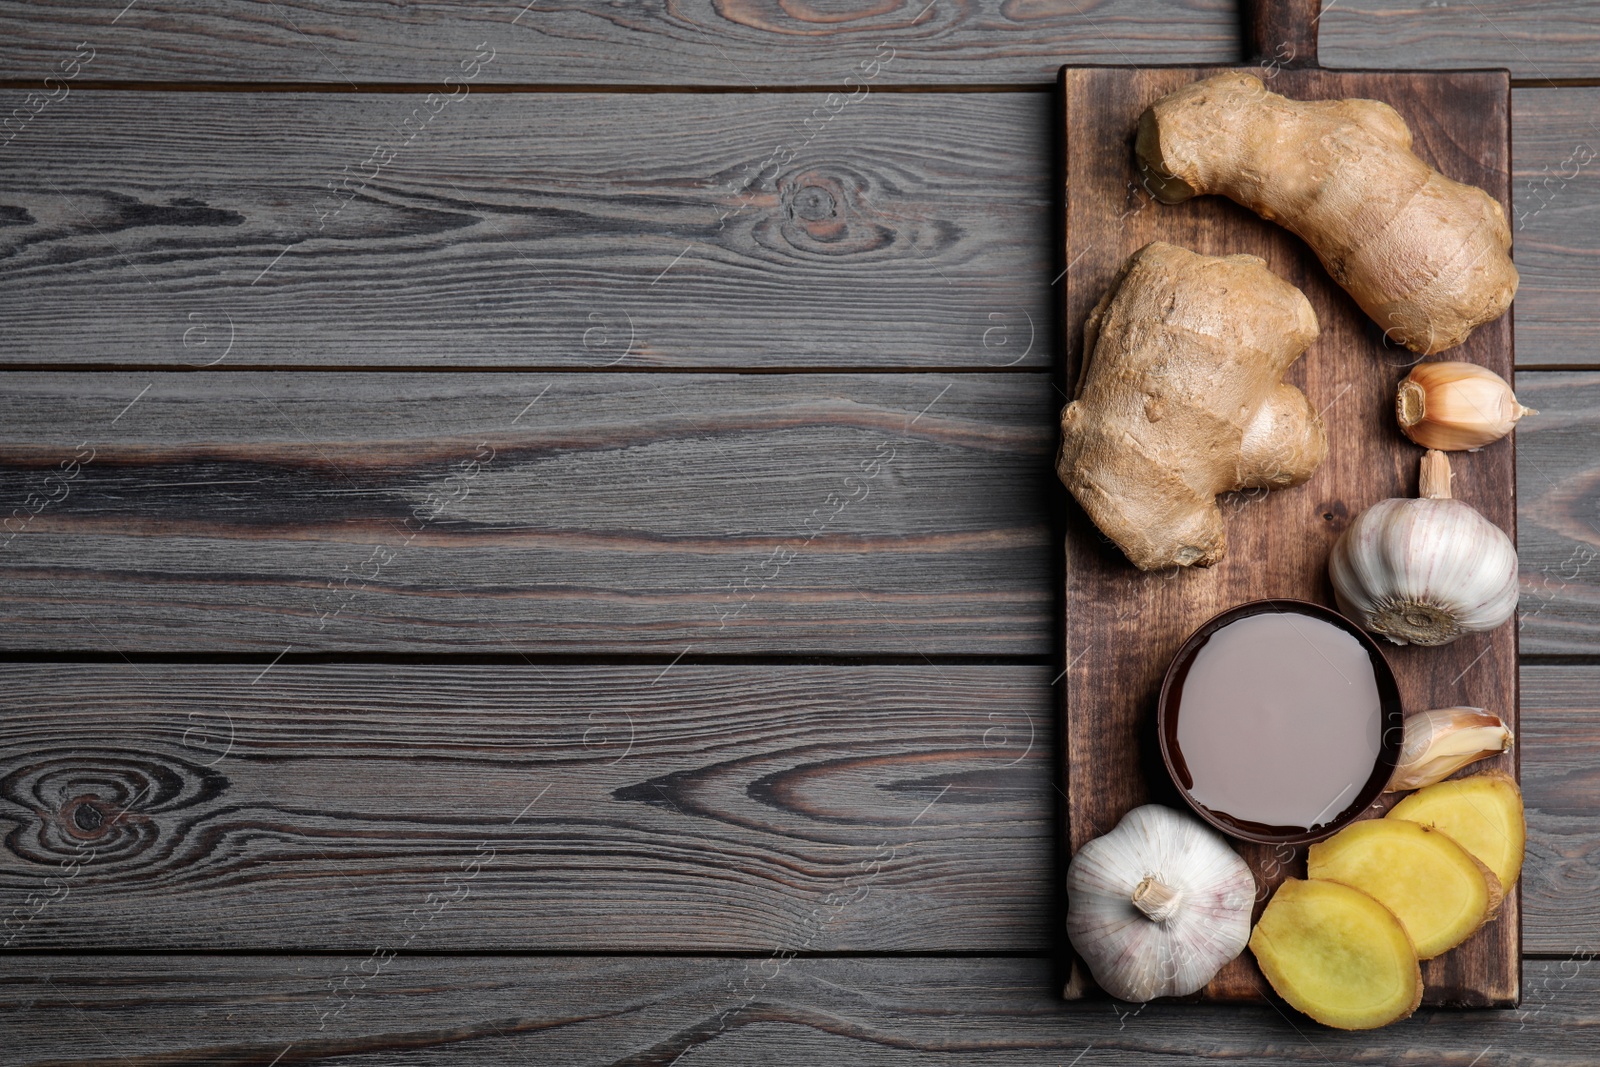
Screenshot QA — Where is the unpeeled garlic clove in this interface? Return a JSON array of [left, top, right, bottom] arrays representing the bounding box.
[[1387, 707, 1514, 792], [1396, 361, 1536, 452]]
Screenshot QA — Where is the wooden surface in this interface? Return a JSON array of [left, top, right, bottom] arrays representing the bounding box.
[[1241, 0, 1324, 66], [0, 89, 1595, 369], [0, 664, 1052, 951], [1511, 373, 1600, 652], [1513, 90, 1600, 369], [1323, 3, 1600, 80], [0, 372, 1053, 654], [2, 956, 1598, 1066], [1, 0, 1598, 1061], [1, 370, 1596, 653], [2, 2, 1600, 83], [0, 662, 1595, 956], [0, 92, 1054, 370], [1061, 66, 1519, 1006], [0, 1, 1243, 86]]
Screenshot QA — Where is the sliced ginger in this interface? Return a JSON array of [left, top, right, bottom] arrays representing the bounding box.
[[1308, 818, 1500, 959], [1250, 878, 1422, 1030], [1389, 771, 1526, 895]]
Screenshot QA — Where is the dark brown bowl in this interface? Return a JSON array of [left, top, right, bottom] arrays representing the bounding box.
[[1157, 598, 1404, 846]]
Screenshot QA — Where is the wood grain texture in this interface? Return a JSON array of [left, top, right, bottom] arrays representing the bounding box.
[[1240, 0, 1322, 66], [0, 89, 1595, 369], [1512, 90, 1600, 368], [0, 365, 1593, 655], [0, 91, 1053, 369], [1322, 2, 1600, 81], [1522, 666, 1600, 955], [0, 664, 1052, 952], [0, 372, 1055, 654], [0, 367, 1594, 654], [1061, 67, 1518, 1005], [3, 1, 1600, 84], [0, 663, 1593, 955], [1515, 374, 1600, 655], [3, 954, 1599, 1065], [0, 0, 1239, 85]]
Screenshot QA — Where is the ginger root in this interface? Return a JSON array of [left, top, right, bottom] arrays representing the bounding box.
[[1057, 241, 1327, 571], [1137, 72, 1518, 355]]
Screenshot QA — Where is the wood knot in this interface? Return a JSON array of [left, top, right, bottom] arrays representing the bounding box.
[[1318, 499, 1350, 531], [1, 749, 227, 867], [68, 796, 110, 836], [781, 172, 850, 244], [714, 0, 908, 32], [773, 169, 890, 256], [791, 184, 838, 222]]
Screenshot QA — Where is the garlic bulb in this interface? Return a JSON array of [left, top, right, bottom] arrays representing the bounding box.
[[1330, 450, 1518, 647], [1066, 804, 1255, 1002], [1387, 707, 1514, 792], [1396, 361, 1535, 452]]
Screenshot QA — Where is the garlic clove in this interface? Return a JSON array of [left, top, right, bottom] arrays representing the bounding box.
[[1386, 707, 1514, 792], [1396, 361, 1536, 452]]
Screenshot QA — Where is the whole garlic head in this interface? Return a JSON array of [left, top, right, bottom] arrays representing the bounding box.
[[1330, 450, 1518, 647], [1066, 804, 1255, 1002]]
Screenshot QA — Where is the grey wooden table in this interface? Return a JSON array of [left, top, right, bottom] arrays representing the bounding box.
[[0, 2, 1597, 1062]]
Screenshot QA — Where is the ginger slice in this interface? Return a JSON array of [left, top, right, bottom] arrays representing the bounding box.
[[1388, 771, 1526, 894], [1308, 818, 1500, 959], [1250, 878, 1422, 1030]]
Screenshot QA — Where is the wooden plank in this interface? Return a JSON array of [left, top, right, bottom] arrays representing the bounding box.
[[1512, 89, 1600, 368], [1323, 2, 1600, 81], [0, 372, 1054, 654], [0, 663, 1594, 955], [3, 954, 1599, 1065], [1523, 666, 1600, 955], [0, 88, 1594, 370], [3, 1, 1600, 85], [0, 91, 1054, 370], [0, 367, 1594, 655], [0, 1, 1238, 85], [0, 664, 1053, 952], [1515, 373, 1600, 655], [1062, 66, 1519, 1005], [0, 367, 1592, 656]]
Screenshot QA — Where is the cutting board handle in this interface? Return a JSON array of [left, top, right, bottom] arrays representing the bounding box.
[[1240, 0, 1323, 67]]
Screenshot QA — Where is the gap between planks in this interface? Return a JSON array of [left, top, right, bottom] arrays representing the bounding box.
[[0, 651, 1061, 667], [0, 947, 1584, 958], [0, 364, 1057, 376], [0, 80, 1052, 94], [0, 651, 1594, 668], [0, 366, 1585, 378], [0, 79, 1593, 92]]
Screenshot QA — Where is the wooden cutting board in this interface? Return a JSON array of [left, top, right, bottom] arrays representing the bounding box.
[[1059, 1, 1520, 1008]]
